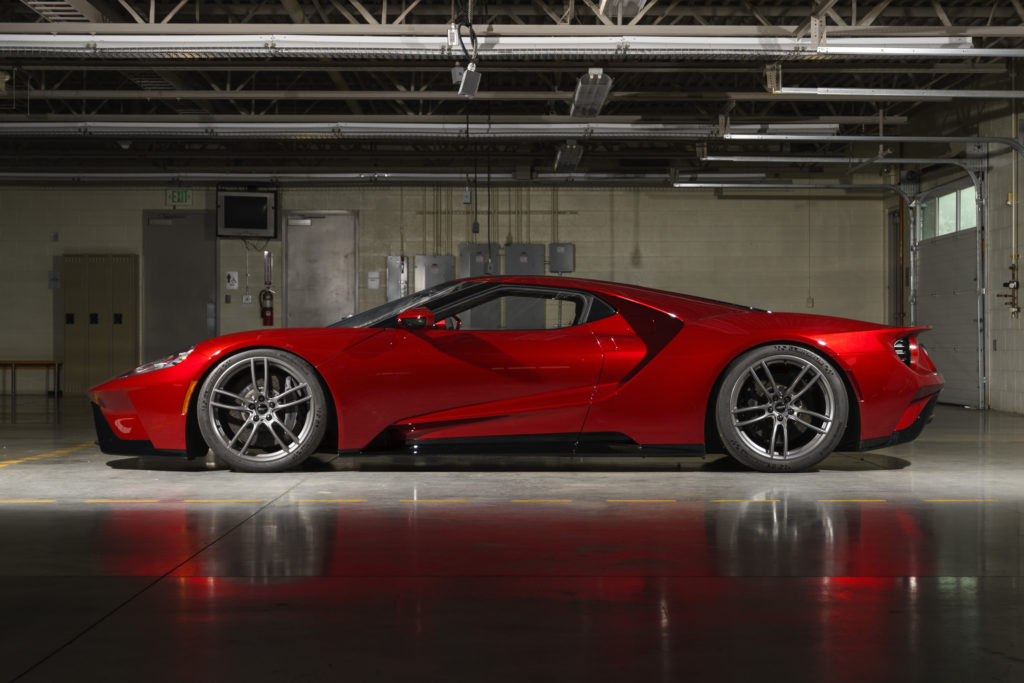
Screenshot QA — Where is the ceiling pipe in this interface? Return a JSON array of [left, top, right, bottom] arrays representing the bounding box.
[[0, 32, 1005, 61], [723, 133, 1024, 157], [671, 181, 913, 204], [702, 154, 982, 186]]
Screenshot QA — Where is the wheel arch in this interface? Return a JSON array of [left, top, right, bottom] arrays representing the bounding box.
[[702, 339, 861, 454], [183, 345, 339, 458]]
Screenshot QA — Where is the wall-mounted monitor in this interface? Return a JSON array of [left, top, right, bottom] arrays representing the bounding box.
[[217, 190, 277, 239]]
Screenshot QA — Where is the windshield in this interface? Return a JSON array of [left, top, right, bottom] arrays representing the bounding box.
[[330, 280, 477, 328]]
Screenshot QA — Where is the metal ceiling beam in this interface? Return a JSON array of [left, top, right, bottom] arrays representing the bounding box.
[[12, 88, 576, 101], [7, 63, 1004, 76], [773, 87, 1024, 100], [672, 182, 911, 203], [0, 112, 909, 125], [3, 22, 1024, 38], [16, 87, 1020, 103], [791, 0, 840, 39], [1, 32, 1003, 61], [721, 133, 1024, 157]]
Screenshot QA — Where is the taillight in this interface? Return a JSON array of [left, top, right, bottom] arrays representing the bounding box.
[[894, 336, 911, 366], [893, 334, 937, 372]]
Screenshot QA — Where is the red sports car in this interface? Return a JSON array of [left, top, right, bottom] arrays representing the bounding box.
[[89, 276, 942, 473]]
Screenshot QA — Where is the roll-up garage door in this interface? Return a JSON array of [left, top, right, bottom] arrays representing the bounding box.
[[915, 177, 984, 408]]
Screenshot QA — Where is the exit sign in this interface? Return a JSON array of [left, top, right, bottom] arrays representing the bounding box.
[[166, 188, 193, 207]]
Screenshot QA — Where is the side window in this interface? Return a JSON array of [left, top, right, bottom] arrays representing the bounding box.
[[457, 293, 580, 331], [434, 287, 613, 331]]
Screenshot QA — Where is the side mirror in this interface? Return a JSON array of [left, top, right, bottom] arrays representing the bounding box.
[[396, 306, 435, 330]]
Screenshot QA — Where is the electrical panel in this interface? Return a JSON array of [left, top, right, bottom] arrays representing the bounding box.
[[458, 242, 499, 277], [549, 243, 575, 273], [503, 243, 545, 276], [414, 254, 455, 292]]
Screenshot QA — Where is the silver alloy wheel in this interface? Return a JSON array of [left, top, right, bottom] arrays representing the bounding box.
[[728, 354, 836, 461], [715, 344, 848, 472], [199, 349, 325, 470]]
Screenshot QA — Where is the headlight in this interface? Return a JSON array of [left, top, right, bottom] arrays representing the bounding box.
[[121, 347, 194, 377]]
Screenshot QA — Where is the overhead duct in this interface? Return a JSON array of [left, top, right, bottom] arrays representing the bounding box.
[[0, 120, 723, 139], [0, 121, 836, 139], [0, 33, 989, 61]]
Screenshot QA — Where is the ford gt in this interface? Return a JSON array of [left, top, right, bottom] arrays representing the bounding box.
[[89, 275, 943, 472]]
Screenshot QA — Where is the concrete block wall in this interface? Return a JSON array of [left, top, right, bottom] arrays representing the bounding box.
[[3, 183, 886, 395], [979, 116, 1024, 414], [1, 186, 170, 393], [282, 185, 885, 323]]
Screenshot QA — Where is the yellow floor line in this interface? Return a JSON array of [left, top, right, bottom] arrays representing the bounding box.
[[923, 498, 998, 503], [0, 442, 93, 469]]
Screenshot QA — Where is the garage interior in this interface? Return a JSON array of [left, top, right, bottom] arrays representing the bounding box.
[[1, 1, 1023, 680]]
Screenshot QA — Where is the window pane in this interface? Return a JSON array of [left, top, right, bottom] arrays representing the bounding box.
[[959, 185, 976, 229], [454, 293, 582, 331], [919, 200, 935, 241], [937, 193, 957, 236]]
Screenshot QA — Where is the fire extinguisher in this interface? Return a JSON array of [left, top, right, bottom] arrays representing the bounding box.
[[259, 288, 274, 326], [259, 250, 274, 326]]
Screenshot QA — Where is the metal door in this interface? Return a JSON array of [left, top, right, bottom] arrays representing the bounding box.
[[285, 212, 357, 327], [59, 254, 139, 393], [916, 228, 981, 406], [142, 211, 217, 362]]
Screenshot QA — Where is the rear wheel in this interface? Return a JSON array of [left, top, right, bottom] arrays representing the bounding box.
[[715, 344, 848, 472], [197, 348, 326, 472]]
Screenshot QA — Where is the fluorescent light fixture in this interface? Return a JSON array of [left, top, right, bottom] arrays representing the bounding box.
[[554, 140, 583, 172], [571, 68, 612, 118], [458, 62, 481, 98]]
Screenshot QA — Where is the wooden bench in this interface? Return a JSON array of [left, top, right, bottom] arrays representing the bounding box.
[[0, 361, 63, 396]]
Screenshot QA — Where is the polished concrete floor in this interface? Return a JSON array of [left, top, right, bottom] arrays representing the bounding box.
[[0, 395, 1022, 682]]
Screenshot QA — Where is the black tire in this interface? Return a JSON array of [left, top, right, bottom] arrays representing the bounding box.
[[197, 348, 327, 473], [715, 344, 848, 472]]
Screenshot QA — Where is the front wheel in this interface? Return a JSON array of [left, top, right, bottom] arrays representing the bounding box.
[[197, 348, 327, 472], [715, 344, 848, 472]]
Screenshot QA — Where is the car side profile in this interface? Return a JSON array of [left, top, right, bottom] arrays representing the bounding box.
[[89, 276, 943, 473]]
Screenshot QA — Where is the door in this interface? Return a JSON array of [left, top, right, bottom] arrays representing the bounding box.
[[142, 211, 217, 362], [324, 286, 605, 448], [914, 181, 984, 408], [60, 254, 139, 393], [285, 212, 357, 327]]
